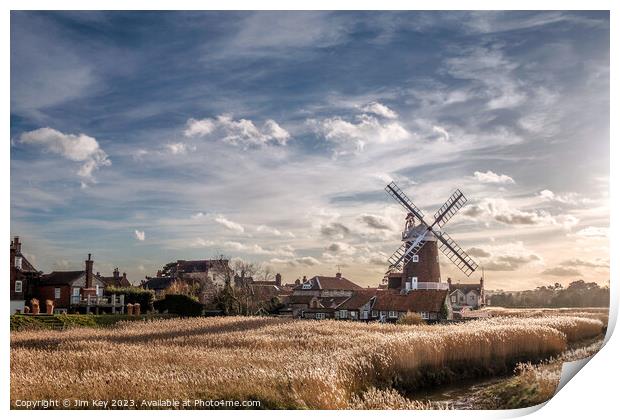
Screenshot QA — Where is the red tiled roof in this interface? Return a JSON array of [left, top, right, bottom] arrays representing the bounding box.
[[373, 290, 449, 313], [319, 296, 350, 309], [337, 290, 376, 310], [450, 283, 482, 294], [294, 275, 362, 291], [39, 271, 85, 286]]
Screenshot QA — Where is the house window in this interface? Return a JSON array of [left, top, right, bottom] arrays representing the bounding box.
[[451, 295, 456, 303], [54, 288, 61, 299], [350, 311, 358, 319], [14, 280, 22, 293], [420, 312, 429, 319], [412, 255, 419, 262], [96, 284, 103, 296], [72, 287, 80, 296], [339, 310, 348, 319], [362, 310, 369, 320], [372, 310, 378, 317], [388, 311, 397, 318], [15, 256, 22, 270], [316, 313, 325, 320]]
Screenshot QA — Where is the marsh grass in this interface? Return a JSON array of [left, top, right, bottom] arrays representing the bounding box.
[[10, 315, 603, 409]]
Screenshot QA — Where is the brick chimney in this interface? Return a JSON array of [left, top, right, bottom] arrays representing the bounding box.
[[275, 273, 282, 286], [85, 253, 94, 288], [12, 236, 21, 253], [113, 267, 120, 280], [335, 272, 342, 279]]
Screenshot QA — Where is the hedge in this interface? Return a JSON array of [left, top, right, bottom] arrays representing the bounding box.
[[107, 286, 155, 312], [154, 294, 204, 316]]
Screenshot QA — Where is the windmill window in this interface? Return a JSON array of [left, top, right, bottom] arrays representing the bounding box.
[[14, 281, 22, 293], [412, 255, 419, 262]]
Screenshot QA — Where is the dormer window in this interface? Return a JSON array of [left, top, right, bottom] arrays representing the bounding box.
[[302, 282, 312, 289], [14, 256, 22, 270]]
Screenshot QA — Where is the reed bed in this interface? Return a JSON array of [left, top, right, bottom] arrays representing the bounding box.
[[482, 307, 609, 326], [10, 316, 602, 409]]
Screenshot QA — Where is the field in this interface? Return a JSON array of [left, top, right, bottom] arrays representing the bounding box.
[[10, 311, 606, 409]]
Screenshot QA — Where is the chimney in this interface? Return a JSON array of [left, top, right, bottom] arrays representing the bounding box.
[[302, 275, 307, 283], [335, 272, 342, 279], [295, 278, 300, 285], [113, 267, 120, 280], [275, 273, 282, 286], [447, 277, 452, 285], [85, 253, 94, 289], [13, 236, 21, 253], [157, 269, 162, 277], [480, 276, 484, 289]]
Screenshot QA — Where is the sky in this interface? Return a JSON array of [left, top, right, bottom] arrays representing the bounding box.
[[10, 11, 610, 290]]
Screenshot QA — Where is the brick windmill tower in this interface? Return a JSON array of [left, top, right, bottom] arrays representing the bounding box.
[[384, 182, 478, 292]]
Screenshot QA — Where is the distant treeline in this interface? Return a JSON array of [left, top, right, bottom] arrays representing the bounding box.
[[488, 280, 609, 308]]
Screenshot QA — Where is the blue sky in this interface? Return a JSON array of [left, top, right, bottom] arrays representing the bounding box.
[[10, 11, 609, 289]]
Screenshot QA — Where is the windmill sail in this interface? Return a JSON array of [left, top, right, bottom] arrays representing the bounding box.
[[433, 189, 467, 228], [387, 230, 428, 271], [385, 182, 425, 221], [435, 231, 478, 276]]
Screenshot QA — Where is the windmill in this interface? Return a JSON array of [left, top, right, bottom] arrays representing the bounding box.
[[384, 181, 478, 291]]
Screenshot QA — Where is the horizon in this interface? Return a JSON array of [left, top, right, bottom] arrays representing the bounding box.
[[10, 11, 609, 291]]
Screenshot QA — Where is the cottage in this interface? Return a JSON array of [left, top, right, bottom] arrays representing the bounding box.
[[334, 290, 376, 321], [448, 277, 485, 310], [152, 258, 232, 303], [97, 268, 131, 288], [10, 236, 40, 314], [371, 289, 452, 322], [37, 254, 124, 314], [282, 272, 363, 318]]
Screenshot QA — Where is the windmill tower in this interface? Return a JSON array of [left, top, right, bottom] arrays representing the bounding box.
[[384, 182, 478, 292]]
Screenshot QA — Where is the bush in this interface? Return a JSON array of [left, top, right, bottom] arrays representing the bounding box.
[[397, 311, 425, 325], [107, 286, 155, 312], [154, 294, 204, 316]]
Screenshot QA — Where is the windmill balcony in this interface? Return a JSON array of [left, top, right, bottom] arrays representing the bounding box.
[[406, 282, 450, 291]]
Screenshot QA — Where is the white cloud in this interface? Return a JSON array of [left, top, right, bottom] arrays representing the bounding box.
[[359, 101, 398, 119], [184, 114, 290, 147], [190, 238, 215, 248], [463, 198, 578, 228], [575, 226, 608, 238], [269, 256, 321, 267], [324, 242, 357, 256], [474, 170, 515, 184], [183, 118, 215, 137], [224, 241, 295, 257], [214, 215, 245, 233], [20, 127, 111, 180], [539, 189, 592, 205], [255, 224, 294, 238], [432, 125, 450, 141], [541, 266, 583, 277], [471, 242, 542, 272], [308, 114, 408, 154], [166, 142, 195, 155], [134, 230, 145, 241]]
